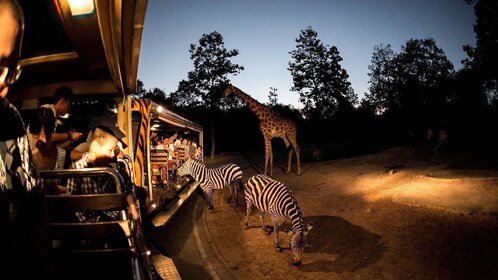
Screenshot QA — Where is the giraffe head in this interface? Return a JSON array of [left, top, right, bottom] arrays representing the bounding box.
[[221, 84, 236, 98]]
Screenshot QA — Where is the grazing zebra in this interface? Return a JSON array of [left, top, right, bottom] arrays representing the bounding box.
[[177, 158, 243, 212], [244, 174, 313, 266]]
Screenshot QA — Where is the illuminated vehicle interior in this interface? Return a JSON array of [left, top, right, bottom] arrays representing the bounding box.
[[9, 1, 190, 279]]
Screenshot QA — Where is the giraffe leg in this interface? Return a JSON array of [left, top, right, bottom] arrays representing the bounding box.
[[286, 149, 294, 174], [295, 147, 301, 176], [269, 148, 274, 177], [264, 138, 272, 176], [290, 139, 301, 176]]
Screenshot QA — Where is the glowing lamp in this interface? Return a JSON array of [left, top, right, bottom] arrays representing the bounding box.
[[67, 0, 94, 17]]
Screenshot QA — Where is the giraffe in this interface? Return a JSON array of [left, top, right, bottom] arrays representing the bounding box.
[[222, 85, 301, 176]]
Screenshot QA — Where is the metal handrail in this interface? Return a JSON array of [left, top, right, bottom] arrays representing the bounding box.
[[39, 167, 125, 193]]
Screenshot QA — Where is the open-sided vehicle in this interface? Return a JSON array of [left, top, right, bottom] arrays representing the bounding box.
[[131, 98, 203, 222], [10, 1, 201, 279]]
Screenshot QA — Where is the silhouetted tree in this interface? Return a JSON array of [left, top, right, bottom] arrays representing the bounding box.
[[131, 79, 147, 99], [170, 31, 244, 159], [170, 79, 202, 107], [132, 80, 168, 106], [464, 0, 498, 100], [144, 87, 168, 106], [288, 26, 357, 120], [397, 38, 454, 124], [364, 38, 454, 138], [363, 44, 397, 114], [267, 87, 278, 106]]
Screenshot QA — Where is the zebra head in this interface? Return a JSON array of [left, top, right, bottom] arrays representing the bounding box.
[[176, 158, 192, 178], [290, 221, 314, 266]]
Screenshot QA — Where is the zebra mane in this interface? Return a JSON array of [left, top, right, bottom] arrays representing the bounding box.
[[292, 229, 308, 249], [180, 157, 205, 169]]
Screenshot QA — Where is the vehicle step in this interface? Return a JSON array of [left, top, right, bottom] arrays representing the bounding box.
[[151, 181, 199, 227], [152, 254, 181, 280]]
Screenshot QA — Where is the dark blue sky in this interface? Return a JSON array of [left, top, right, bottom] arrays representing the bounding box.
[[138, 0, 476, 107]]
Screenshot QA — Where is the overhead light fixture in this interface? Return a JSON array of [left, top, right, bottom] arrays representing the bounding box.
[[67, 0, 94, 17]]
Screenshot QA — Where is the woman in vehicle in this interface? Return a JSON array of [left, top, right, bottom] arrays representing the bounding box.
[[28, 107, 70, 194]]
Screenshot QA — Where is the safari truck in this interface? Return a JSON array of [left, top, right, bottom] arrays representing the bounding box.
[[9, 1, 200, 279], [131, 98, 203, 224]]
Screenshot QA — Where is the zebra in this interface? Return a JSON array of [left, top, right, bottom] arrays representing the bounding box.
[[244, 174, 313, 266], [177, 158, 243, 212]]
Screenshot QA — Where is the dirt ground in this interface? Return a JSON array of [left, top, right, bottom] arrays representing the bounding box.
[[202, 146, 498, 280]]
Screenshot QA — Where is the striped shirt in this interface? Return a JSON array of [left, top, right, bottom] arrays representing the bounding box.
[[66, 152, 119, 222]]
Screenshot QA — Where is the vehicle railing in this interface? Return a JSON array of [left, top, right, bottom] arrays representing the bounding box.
[[39, 167, 125, 193], [39, 168, 153, 279]]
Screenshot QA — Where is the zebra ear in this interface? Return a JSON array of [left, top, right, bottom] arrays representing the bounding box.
[[304, 221, 314, 236]]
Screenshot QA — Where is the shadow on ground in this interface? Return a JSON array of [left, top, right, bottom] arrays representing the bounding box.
[[290, 215, 387, 273]]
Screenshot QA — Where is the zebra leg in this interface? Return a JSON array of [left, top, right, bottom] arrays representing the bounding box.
[[259, 211, 270, 235], [226, 183, 234, 203], [207, 189, 214, 212], [202, 188, 214, 212], [228, 180, 241, 205], [234, 180, 240, 206], [244, 201, 253, 229], [272, 217, 282, 251]]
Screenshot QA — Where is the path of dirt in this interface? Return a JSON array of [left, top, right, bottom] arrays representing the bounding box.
[[202, 146, 498, 280]]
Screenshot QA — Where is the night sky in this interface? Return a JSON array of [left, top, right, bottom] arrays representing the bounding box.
[[138, 0, 476, 108]]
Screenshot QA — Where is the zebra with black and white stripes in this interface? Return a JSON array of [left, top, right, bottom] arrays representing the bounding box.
[[177, 158, 243, 212], [244, 174, 313, 266]]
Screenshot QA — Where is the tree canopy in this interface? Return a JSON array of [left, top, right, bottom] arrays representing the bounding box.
[[464, 0, 498, 103], [288, 26, 357, 120], [363, 38, 454, 126], [169, 31, 244, 110], [169, 31, 244, 158]]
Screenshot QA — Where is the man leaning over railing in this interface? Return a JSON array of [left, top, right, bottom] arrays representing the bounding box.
[[65, 120, 139, 222]]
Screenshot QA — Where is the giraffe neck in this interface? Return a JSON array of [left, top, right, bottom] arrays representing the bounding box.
[[231, 87, 272, 120]]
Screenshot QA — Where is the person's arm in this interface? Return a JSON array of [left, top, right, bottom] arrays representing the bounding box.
[[43, 179, 67, 195], [52, 131, 83, 145], [70, 149, 85, 161], [126, 194, 139, 220], [54, 185, 68, 195]]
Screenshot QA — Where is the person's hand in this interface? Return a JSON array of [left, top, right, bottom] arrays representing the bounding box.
[[129, 205, 140, 221], [68, 131, 83, 142]]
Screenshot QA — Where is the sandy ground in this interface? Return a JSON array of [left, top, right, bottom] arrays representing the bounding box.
[[201, 146, 498, 280]]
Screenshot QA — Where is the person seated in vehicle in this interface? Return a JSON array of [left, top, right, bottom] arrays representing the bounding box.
[[151, 135, 168, 185], [27, 107, 71, 194], [70, 115, 125, 161], [176, 138, 188, 164], [166, 132, 178, 182], [194, 145, 203, 162], [65, 120, 138, 222], [187, 139, 196, 159], [40, 86, 83, 149], [69, 128, 92, 161]]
